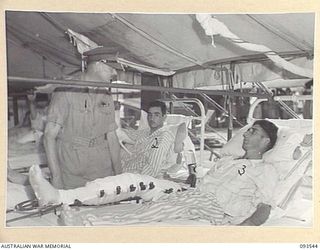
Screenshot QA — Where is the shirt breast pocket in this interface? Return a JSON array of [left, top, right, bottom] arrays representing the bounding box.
[[97, 100, 112, 114]]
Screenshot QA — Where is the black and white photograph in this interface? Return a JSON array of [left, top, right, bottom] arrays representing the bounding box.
[[4, 10, 314, 232]]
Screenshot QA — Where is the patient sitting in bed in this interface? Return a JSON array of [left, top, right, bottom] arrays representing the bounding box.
[[29, 120, 279, 226], [118, 100, 186, 178]]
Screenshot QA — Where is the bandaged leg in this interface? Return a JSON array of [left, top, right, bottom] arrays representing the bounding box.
[[29, 165, 182, 206]]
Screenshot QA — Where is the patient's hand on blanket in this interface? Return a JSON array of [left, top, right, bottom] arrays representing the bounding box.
[[29, 165, 61, 206], [238, 203, 272, 226]]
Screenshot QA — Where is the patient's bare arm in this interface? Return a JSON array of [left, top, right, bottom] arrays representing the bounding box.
[[238, 203, 272, 226], [107, 130, 122, 175]]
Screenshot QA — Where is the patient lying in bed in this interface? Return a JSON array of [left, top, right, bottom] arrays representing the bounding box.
[[29, 120, 279, 226]]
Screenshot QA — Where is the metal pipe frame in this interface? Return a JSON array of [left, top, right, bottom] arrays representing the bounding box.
[[8, 76, 270, 99], [200, 93, 244, 127], [247, 97, 302, 123], [274, 95, 313, 101]]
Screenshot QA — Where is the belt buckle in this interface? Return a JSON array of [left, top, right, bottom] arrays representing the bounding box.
[[89, 138, 96, 147]]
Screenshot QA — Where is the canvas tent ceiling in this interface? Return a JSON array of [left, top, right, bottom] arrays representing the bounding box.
[[6, 11, 314, 88]]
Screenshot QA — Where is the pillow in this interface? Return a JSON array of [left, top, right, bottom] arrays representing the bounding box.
[[262, 127, 304, 163], [165, 114, 192, 128], [220, 124, 251, 157]]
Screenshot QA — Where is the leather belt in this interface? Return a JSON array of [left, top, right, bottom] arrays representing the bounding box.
[[60, 133, 108, 148]]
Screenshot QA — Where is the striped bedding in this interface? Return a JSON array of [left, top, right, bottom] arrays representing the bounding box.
[[60, 189, 225, 226]]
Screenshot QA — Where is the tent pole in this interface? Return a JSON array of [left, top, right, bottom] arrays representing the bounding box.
[[227, 64, 236, 140], [8, 76, 270, 99], [227, 96, 233, 141], [12, 97, 19, 126]]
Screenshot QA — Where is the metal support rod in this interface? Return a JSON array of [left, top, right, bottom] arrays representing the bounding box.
[[227, 96, 233, 140], [274, 95, 313, 101], [200, 93, 244, 127], [170, 94, 227, 141], [8, 76, 270, 99], [277, 99, 301, 119], [188, 130, 221, 159], [258, 81, 301, 119], [226, 66, 234, 141], [247, 98, 300, 124]]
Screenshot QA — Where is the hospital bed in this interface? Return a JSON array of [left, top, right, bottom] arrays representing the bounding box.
[[6, 113, 313, 227], [61, 117, 312, 227]]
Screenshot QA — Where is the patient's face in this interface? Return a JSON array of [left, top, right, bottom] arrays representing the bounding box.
[[147, 106, 166, 131], [242, 124, 269, 151]]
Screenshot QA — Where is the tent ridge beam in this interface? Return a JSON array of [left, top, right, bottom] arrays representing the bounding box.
[[8, 76, 269, 98]]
